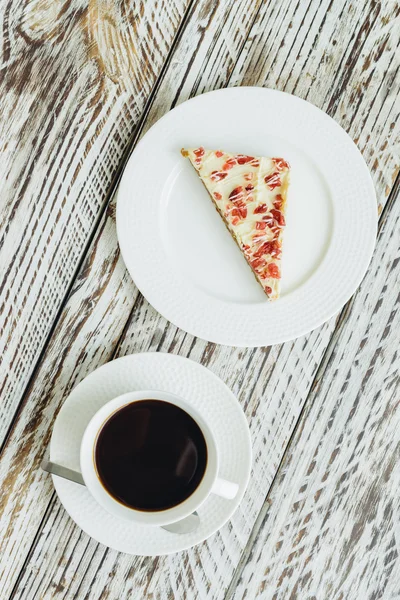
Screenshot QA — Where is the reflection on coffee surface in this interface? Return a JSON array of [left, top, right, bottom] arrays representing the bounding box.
[[95, 400, 207, 511]]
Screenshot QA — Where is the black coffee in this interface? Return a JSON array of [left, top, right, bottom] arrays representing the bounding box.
[[95, 400, 207, 511]]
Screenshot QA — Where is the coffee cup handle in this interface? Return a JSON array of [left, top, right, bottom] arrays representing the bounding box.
[[211, 477, 239, 500]]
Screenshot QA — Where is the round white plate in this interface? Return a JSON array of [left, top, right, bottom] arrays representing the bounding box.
[[50, 353, 252, 555], [117, 87, 377, 346]]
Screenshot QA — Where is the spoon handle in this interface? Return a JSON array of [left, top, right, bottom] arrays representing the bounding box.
[[41, 460, 85, 486], [41, 459, 200, 534], [161, 511, 200, 534]]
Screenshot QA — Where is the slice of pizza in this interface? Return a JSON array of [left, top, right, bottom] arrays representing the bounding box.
[[181, 147, 290, 300]]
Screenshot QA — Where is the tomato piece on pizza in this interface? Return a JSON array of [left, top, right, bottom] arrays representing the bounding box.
[[181, 147, 290, 300]]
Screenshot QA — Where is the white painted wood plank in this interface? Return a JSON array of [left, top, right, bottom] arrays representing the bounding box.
[[231, 0, 400, 210], [0, 192, 137, 598], [231, 187, 400, 599], [0, 0, 190, 444], [2, 0, 400, 598], [78, 1, 400, 596], [0, 2, 264, 597]]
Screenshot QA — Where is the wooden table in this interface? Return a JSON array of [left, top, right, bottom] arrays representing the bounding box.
[[1, 0, 399, 598]]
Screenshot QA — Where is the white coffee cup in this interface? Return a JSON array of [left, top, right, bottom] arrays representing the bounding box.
[[80, 390, 239, 526]]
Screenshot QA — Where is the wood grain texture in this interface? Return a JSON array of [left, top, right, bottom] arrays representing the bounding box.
[[1, 2, 264, 597], [0, 193, 137, 598], [67, 1, 399, 597], [231, 0, 400, 209], [1, 0, 399, 598], [230, 184, 400, 600], [0, 0, 190, 444]]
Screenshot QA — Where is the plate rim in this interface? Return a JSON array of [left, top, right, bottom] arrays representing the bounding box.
[[117, 86, 377, 346], [50, 352, 253, 555]]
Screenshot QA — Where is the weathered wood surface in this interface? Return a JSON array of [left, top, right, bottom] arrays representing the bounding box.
[[230, 183, 400, 600], [0, 0, 399, 598], [1, 0, 264, 596], [0, 0, 190, 444]]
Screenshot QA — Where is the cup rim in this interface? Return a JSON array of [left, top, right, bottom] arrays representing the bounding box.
[[80, 390, 219, 526]]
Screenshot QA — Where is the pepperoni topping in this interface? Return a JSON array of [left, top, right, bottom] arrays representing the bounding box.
[[264, 172, 281, 189], [213, 192, 222, 200], [222, 158, 236, 171], [274, 194, 283, 209], [272, 158, 290, 171], [256, 221, 267, 230], [267, 263, 280, 278], [215, 150, 224, 157], [244, 173, 254, 181], [210, 171, 228, 182], [265, 286, 272, 295], [270, 208, 285, 226], [254, 203, 268, 214], [194, 147, 205, 158], [245, 184, 254, 191]]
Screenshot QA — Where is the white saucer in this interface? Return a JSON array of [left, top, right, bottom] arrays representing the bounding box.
[[50, 353, 252, 555], [117, 87, 377, 346]]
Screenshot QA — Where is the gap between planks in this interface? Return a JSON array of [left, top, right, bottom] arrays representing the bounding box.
[[224, 170, 400, 600], [5, 2, 269, 596], [1, 0, 266, 462], [4, 0, 398, 596], [96, 1, 266, 361], [0, 0, 198, 461]]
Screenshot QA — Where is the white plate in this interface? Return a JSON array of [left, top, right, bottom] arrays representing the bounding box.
[[50, 353, 252, 555], [117, 87, 377, 346]]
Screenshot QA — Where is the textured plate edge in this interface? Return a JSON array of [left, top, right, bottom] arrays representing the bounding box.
[[116, 87, 378, 347], [50, 352, 253, 555]]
